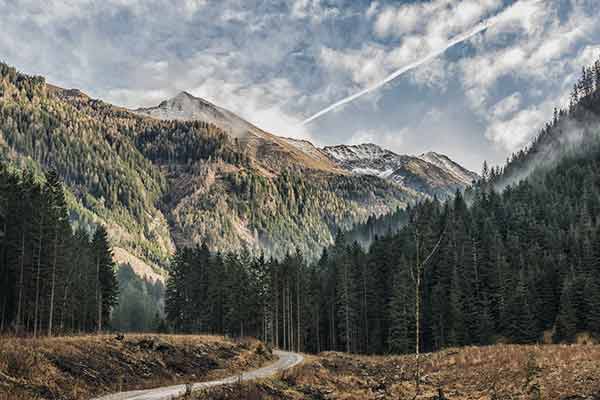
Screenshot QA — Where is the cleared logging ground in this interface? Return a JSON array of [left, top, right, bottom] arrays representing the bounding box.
[[193, 344, 600, 400], [0, 334, 273, 400]]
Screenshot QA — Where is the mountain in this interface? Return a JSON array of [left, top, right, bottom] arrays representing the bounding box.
[[0, 63, 474, 278], [0, 64, 397, 276], [323, 143, 477, 197], [134, 91, 341, 174], [418, 151, 479, 186], [134, 92, 477, 196]]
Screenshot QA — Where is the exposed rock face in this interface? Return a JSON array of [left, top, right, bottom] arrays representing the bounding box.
[[323, 143, 478, 197], [418, 151, 479, 186]]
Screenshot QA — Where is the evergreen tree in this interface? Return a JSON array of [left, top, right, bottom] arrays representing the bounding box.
[[0, 164, 118, 335], [388, 258, 415, 353], [92, 225, 118, 333], [554, 279, 578, 342]]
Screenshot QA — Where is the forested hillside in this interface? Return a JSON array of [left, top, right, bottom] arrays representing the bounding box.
[[164, 56, 600, 355], [0, 164, 117, 335], [0, 64, 177, 274], [342, 207, 408, 249], [0, 62, 412, 271]]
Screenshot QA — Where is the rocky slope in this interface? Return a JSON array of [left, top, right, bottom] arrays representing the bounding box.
[[419, 151, 479, 186], [323, 144, 477, 197]]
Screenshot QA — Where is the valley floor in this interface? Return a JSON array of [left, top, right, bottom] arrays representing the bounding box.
[[0, 334, 273, 400], [193, 344, 600, 400]]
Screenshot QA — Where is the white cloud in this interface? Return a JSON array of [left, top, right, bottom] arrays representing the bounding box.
[[485, 0, 547, 38], [319, 45, 389, 87], [485, 105, 548, 150], [491, 92, 522, 120], [461, 0, 596, 94], [291, 0, 340, 21], [374, 0, 502, 39], [318, 0, 504, 95], [458, 0, 600, 151], [410, 58, 451, 92], [424, 108, 443, 123], [374, 4, 424, 37], [575, 44, 600, 68], [105, 88, 172, 108], [366, 2, 379, 19], [181, 0, 207, 15]]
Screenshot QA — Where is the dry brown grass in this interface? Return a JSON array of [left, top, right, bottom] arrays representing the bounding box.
[[0, 334, 273, 400], [195, 345, 600, 400]]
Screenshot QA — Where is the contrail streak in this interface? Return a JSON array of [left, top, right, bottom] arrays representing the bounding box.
[[301, 17, 495, 126]]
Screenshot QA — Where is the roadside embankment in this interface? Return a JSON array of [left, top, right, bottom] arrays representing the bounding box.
[[0, 334, 273, 400]]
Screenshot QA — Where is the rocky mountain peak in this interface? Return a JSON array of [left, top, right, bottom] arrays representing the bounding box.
[[323, 143, 477, 197]]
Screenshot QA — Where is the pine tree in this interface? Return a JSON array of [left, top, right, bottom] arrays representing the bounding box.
[[583, 277, 600, 334], [447, 265, 465, 347], [554, 279, 578, 342], [0, 164, 118, 336], [504, 272, 538, 343], [388, 258, 415, 353], [45, 170, 71, 336], [31, 180, 49, 338], [336, 246, 356, 353], [92, 225, 118, 333]]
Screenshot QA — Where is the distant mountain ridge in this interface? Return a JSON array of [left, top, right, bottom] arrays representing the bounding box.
[[136, 92, 477, 197], [323, 143, 478, 196]]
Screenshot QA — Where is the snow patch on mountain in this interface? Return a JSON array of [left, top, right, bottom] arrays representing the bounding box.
[[322, 143, 389, 161], [323, 143, 477, 196]]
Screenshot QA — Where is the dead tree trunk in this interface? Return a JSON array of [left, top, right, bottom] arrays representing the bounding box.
[[16, 230, 25, 334], [48, 230, 58, 336], [414, 213, 446, 393], [283, 283, 287, 350], [33, 214, 44, 338], [96, 254, 102, 334]]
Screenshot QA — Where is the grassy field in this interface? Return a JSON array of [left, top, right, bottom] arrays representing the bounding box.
[[193, 344, 600, 399], [0, 334, 273, 400]]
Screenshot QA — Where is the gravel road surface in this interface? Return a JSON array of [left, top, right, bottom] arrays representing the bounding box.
[[91, 350, 303, 400]]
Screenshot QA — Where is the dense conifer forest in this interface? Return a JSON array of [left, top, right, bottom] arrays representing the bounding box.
[[164, 57, 600, 355], [0, 165, 118, 335]]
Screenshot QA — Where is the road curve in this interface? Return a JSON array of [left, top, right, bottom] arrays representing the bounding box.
[[91, 350, 303, 400]]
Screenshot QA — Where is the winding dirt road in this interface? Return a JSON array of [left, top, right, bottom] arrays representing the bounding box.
[[91, 350, 303, 400]]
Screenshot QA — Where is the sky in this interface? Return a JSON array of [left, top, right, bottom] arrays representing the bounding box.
[[1, 0, 599, 171]]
